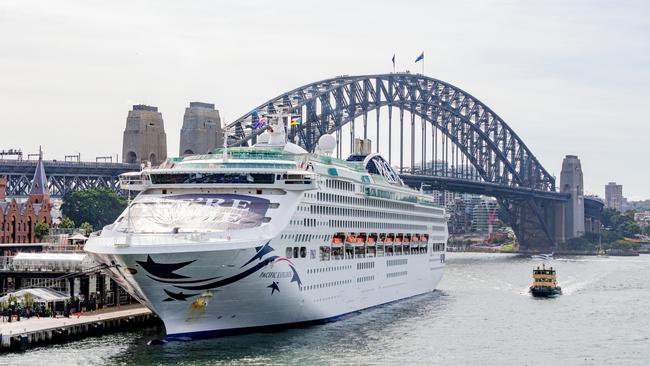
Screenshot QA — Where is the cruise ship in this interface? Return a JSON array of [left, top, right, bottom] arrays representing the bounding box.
[[84, 114, 448, 338]]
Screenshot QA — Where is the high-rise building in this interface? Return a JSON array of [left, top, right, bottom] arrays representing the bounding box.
[[122, 105, 168, 165], [179, 102, 222, 156], [605, 182, 623, 212], [471, 199, 498, 232]]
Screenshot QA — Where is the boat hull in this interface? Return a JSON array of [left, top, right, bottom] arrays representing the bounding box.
[[88, 241, 445, 337], [530, 286, 562, 298]]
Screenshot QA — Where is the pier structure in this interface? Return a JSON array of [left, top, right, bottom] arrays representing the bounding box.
[[0, 243, 134, 309], [0, 305, 155, 352]]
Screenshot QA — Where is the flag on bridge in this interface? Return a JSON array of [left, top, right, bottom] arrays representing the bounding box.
[[415, 52, 424, 63], [391, 54, 395, 71], [252, 111, 268, 129], [290, 116, 302, 125], [252, 116, 268, 129]]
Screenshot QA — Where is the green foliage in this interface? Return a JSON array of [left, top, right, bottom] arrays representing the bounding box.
[[60, 216, 75, 229], [80, 221, 94, 235], [23, 293, 34, 308], [564, 236, 593, 251], [599, 208, 642, 239], [61, 188, 127, 230], [608, 239, 640, 251], [34, 221, 50, 238]]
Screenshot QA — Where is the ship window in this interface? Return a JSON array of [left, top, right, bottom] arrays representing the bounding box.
[[293, 247, 299, 258], [300, 247, 306, 258], [151, 173, 275, 184]]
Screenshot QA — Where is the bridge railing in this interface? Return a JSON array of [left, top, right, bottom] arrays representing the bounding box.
[[0, 256, 85, 273], [0, 159, 140, 170]]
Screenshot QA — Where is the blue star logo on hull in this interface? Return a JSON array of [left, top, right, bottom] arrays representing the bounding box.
[[268, 281, 280, 295]]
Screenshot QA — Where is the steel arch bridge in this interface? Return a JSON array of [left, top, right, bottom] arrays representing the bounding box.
[[227, 73, 568, 251]]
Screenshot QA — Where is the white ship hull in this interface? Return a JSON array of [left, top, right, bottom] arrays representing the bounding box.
[[89, 239, 445, 337]]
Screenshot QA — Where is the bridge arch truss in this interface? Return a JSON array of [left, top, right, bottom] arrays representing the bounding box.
[[228, 73, 555, 193]]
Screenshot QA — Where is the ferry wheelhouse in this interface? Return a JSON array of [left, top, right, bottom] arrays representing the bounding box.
[[85, 115, 448, 338]]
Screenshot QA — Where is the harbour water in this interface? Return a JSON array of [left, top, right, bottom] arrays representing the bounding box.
[[2, 253, 649, 365]]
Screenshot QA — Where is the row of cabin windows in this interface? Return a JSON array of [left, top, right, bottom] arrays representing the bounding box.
[[307, 265, 352, 274], [387, 271, 408, 278], [281, 233, 330, 242], [325, 179, 355, 192], [286, 246, 307, 259], [357, 262, 374, 270], [315, 191, 440, 216], [387, 258, 408, 266], [328, 219, 427, 231], [357, 275, 374, 283], [301, 279, 352, 291], [318, 245, 430, 261], [310, 204, 438, 223]]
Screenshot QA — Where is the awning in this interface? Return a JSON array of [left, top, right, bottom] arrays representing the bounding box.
[[69, 233, 88, 241], [12, 252, 87, 263], [0, 288, 69, 303]]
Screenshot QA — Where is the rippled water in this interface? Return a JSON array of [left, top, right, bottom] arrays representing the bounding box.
[[3, 253, 650, 365]]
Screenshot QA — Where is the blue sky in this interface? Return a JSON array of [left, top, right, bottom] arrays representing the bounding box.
[[0, 0, 648, 199]]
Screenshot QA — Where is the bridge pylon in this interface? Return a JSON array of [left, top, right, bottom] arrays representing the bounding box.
[[560, 155, 585, 240]]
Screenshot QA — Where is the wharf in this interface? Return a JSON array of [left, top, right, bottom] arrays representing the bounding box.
[[0, 305, 157, 352]]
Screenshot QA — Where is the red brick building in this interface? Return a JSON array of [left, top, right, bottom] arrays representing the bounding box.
[[0, 156, 52, 243]]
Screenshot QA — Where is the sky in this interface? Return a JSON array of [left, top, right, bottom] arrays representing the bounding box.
[[0, 0, 648, 199]]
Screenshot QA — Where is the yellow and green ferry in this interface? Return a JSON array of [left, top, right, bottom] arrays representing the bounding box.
[[529, 264, 561, 297]]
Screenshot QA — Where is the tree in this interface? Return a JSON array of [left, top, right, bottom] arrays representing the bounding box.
[[80, 222, 94, 235], [34, 221, 50, 239], [620, 221, 641, 237], [602, 208, 622, 230], [60, 216, 75, 229], [61, 188, 127, 230], [609, 239, 640, 251]]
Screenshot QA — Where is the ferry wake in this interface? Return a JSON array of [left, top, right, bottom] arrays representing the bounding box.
[[84, 112, 448, 338]]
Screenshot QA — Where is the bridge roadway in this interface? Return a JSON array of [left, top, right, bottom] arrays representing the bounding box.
[[400, 174, 570, 202], [0, 159, 139, 198]]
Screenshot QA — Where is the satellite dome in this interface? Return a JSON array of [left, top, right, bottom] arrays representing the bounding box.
[[316, 134, 336, 155]]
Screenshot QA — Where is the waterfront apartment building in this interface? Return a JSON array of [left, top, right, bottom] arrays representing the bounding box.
[[605, 182, 623, 212]]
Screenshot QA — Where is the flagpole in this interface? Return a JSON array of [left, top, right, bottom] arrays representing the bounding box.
[[422, 55, 424, 75]]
